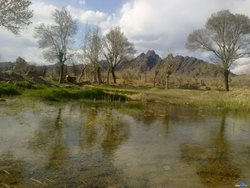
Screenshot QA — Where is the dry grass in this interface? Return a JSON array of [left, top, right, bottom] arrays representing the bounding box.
[[99, 85, 250, 112]]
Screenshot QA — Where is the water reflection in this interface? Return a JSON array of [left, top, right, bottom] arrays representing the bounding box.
[[27, 105, 130, 187], [36, 108, 69, 170], [180, 114, 240, 187], [101, 109, 130, 154], [84, 107, 98, 148], [0, 101, 250, 187]]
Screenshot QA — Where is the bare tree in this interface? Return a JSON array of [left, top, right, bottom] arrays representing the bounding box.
[[103, 27, 136, 84], [83, 26, 103, 84], [163, 54, 175, 89], [13, 57, 28, 74], [73, 51, 88, 82], [186, 10, 250, 91], [154, 54, 175, 89], [34, 8, 77, 84], [0, 0, 33, 34]]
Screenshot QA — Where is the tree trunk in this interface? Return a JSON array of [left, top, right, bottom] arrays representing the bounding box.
[[107, 69, 110, 84], [58, 52, 64, 84], [153, 71, 158, 87], [97, 66, 102, 84], [93, 71, 97, 83], [111, 68, 116, 84], [42, 66, 47, 77], [78, 65, 86, 82], [59, 63, 64, 84], [144, 72, 147, 82], [224, 69, 230, 91], [165, 74, 170, 89]]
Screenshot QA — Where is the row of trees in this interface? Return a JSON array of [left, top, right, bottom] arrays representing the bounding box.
[[34, 9, 136, 84], [1, 1, 250, 90]]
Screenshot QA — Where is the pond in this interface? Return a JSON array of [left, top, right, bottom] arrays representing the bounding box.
[[0, 99, 249, 188]]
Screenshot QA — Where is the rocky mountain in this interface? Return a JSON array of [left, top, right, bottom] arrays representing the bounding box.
[[162, 55, 223, 77], [124, 50, 162, 71], [1, 50, 226, 80], [127, 50, 223, 77]]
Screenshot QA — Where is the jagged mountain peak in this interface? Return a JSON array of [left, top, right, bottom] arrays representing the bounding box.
[[129, 50, 162, 71]]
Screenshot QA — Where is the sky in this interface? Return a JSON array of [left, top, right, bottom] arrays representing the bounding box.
[[0, 0, 250, 74]]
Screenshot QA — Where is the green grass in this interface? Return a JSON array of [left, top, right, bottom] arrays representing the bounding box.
[[0, 87, 20, 96], [0, 81, 128, 102], [0, 81, 50, 97], [1, 81, 250, 112], [26, 87, 128, 102], [0, 82, 21, 96]]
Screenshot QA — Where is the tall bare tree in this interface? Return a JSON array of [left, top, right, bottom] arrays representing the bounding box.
[[163, 54, 175, 89], [0, 0, 33, 34], [83, 26, 103, 84], [154, 54, 175, 89], [34, 8, 77, 83], [103, 27, 136, 84], [186, 10, 250, 91]]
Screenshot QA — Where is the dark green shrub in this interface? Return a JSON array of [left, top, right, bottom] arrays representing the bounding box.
[[0, 87, 20, 96], [33, 88, 128, 102]]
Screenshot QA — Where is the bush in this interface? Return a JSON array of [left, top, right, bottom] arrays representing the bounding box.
[[0, 86, 20, 96]]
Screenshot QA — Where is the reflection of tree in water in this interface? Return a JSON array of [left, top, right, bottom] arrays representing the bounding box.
[[28, 106, 131, 187], [30, 108, 69, 169], [180, 115, 240, 187], [83, 107, 99, 149], [101, 108, 130, 154], [79, 107, 131, 153]]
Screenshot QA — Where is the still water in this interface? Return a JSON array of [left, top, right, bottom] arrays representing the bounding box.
[[0, 99, 249, 188]]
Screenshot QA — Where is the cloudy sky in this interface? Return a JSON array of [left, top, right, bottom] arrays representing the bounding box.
[[1, 0, 250, 73]]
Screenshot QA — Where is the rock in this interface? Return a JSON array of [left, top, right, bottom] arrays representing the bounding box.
[[0, 98, 6, 102], [163, 165, 171, 171]]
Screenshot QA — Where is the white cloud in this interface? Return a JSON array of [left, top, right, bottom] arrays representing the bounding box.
[[231, 58, 250, 74], [77, 10, 108, 25], [117, 0, 250, 73], [119, 0, 230, 55], [0, 1, 110, 63], [1, 0, 250, 74], [79, 0, 85, 5], [0, 1, 57, 63], [65, 5, 109, 25]]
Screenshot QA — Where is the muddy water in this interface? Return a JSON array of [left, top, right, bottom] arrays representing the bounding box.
[[0, 99, 249, 188]]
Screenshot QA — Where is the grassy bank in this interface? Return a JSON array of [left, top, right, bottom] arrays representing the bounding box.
[[0, 81, 128, 102], [127, 88, 250, 112], [95, 85, 250, 112], [1, 81, 250, 112]]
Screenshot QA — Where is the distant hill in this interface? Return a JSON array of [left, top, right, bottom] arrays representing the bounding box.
[[162, 55, 223, 77], [125, 50, 224, 77], [128, 50, 162, 71], [0, 51, 227, 80]]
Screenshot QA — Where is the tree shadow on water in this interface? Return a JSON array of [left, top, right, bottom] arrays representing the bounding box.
[[180, 114, 240, 187]]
